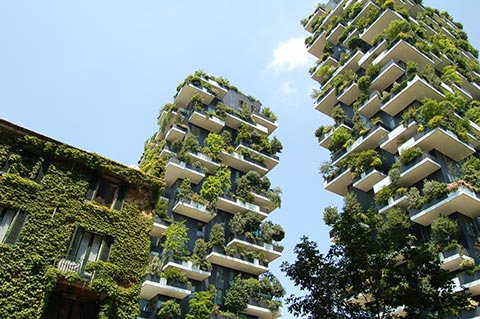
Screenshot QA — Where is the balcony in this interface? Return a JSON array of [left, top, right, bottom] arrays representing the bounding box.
[[189, 151, 220, 173], [398, 153, 442, 186], [188, 111, 225, 133], [450, 306, 480, 319], [381, 75, 444, 117], [243, 300, 282, 319], [314, 88, 337, 116], [358, 40, 388, 69], [215, 195, 269, 220], [324, 167, 352, 196], [372, 40, 434, 72], [325, 50, 364, 89], [378, 194, 408, 215], [380, 119, 418, 154], [219, 151, 268, 176], [235, 144, 279, 171], [175, 83, 215, 108], [404, 127, 475, 162], [140, 275, 191, 300], [162, 258, 211, 281], [439, 247, 474, 272], [459, 272, 480, 296], [353, 167, 386, 192], [370, 60, 405, 92], [318, 124, 351, 149], [164, 158, 205, 187], [251, 192, 277, 213], [307, 30, 327, 59], [252, 112, 278, 135], [358, 91, 381, 118], [165, 125, 187, 143], [338, 82, 360, 106], [350, 1, 379, 25], [224, 112, 268, 135], [332, 124, 389, 166], [456, 71, 480, 100], [173, 197, 216, 223], [202, 77, 228, 99], [326, 23, 345, 45], [311, 56, 338, 84], [227, 234, 282, 262], [410, 186, 480, 226], [360, 9, 405, 45], [206, 246, 268, 275], [316, 0, 346, 35], [151, 216, 170, 238], [304, 6, 326, 33]]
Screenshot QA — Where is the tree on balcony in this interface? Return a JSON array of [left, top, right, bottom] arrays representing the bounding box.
[[162, 221, 190, 262], [157, 299, 181, 319], [186, 285, 216, 319], [282, 193, 471, 318]]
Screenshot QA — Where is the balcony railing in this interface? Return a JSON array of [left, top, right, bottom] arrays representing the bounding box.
[[173, 197, 216, 223], [206, 246, 268, 275], [56, 256, 95, 280], [141, 274, 192, 300], [227, 234, 283, 262], [409, 186, 480, 226], [164, 157, 205, 186]]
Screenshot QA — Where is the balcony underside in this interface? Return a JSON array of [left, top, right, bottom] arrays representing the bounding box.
[[219, 151, 269, 176], [370, 62, 405, 92], [235, 144, 279, 171], [307, 31, 327, 59], [162, 261, 211, 281], [175, 83, 214, 108], [173, 201, 215, 223], [381, 76, 444, 116], [399, 157, 441, 186], [373, 40, 434, 72], [412, 128, 475, 162], [324, 168, 352, 196], [314, 89, 336, 116], [338, 83, 360, 106], [206, 252, 267, 275], [252, 113, 278, 135], [164, 162, 204, 187], [189, 112, 224, 133], [358, 92, 381, 118], [140, 279, 190, 300], [227, 238, 282, 262], [353, 169, 386, 192], [165, 127, 186, 143], [243, 303, 282, 319], [410, 187, 480, 226], [360, 9, 405, 45], [380, 121, 418, 154]]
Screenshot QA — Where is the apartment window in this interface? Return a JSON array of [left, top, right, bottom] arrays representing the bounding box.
[[196, 222, 205, 238], [85, 176, 128, 210], [0, 208, 27, 245], [66, 225, 112, 276], [215, 289, 224, 305]]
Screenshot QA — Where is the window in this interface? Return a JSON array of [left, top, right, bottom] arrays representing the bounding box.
[[0, 208, 27, 245], [196, 222, 205, 238], [65, 225, 113, 277], [85, 176, 128, 210], [215, 289, 224, 305]]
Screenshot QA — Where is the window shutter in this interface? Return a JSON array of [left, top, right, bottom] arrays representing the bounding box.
[[112, 184, 128, 211], [4, 211, 28, 245], [85, 176, 99, 201], [66, 225, 84, 260], [98, 236, 113, 261]]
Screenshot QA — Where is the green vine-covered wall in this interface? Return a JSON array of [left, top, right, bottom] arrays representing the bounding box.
[[0, 121, 164, 319]]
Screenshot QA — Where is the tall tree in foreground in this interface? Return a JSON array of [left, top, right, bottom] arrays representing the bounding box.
[[281, 193, 472, 319]]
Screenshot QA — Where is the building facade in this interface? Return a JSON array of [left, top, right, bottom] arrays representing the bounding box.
[[0, 73, 284, 319], [0, 119, 163, 319], [304, 0, 480, 317], [138, 71, 285, 319]]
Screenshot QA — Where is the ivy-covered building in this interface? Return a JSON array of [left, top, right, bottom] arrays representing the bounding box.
[[0, 119, 164, 319], [138, 71, 285, 319], [305, 0, 480, 316]]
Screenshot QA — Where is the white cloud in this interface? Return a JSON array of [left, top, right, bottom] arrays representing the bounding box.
[[269, 37, 314, 72], [279, 80, 297, 96]]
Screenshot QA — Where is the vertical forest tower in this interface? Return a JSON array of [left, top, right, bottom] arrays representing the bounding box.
[[304, 0, 480, 316], [138, 71, 285, 319]]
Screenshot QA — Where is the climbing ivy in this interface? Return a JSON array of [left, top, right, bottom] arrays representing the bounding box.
[[0, 126, 163, 319]]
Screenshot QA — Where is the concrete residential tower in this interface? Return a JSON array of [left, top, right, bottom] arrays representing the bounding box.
[[138, 71, 285, 319], [304, 0, 480, 316]]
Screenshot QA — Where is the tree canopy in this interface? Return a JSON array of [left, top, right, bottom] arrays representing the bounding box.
[[281, 193, 471, 319]]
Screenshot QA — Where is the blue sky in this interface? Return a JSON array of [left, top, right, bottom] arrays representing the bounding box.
[[1, 1, 479, 317]]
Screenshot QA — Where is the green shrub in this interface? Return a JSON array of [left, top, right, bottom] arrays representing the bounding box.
[[399, 147, 423, 165]]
